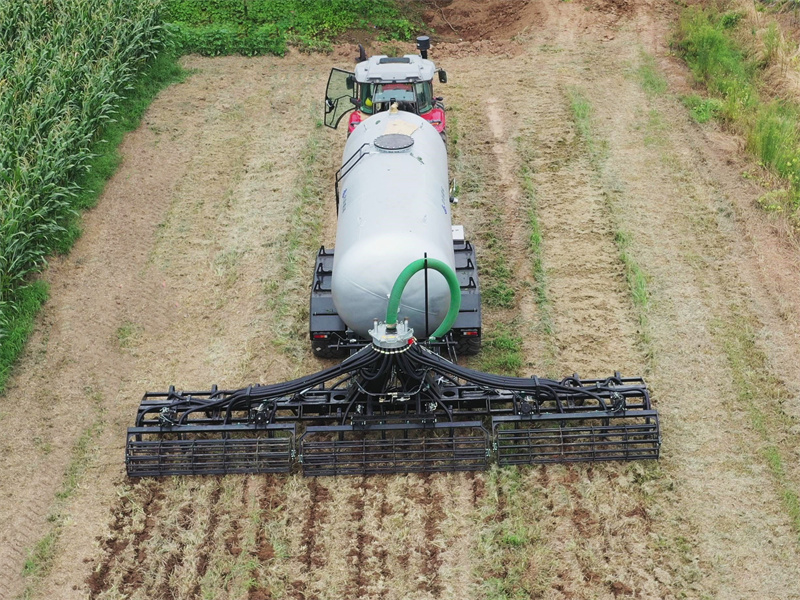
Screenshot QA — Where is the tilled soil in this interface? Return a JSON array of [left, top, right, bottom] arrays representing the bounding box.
[[2, 0, 800, 598]]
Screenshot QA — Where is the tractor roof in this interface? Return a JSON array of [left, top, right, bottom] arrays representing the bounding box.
[[355, 55, 436, 84]]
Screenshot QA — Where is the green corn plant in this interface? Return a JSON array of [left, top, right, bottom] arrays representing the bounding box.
[[0, 0, 167, 376]]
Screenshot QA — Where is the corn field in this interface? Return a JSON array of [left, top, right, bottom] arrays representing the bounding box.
[[0, 0, 166, 350]]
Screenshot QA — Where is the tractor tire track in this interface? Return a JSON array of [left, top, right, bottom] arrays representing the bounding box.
[[245, 474, 285, 600], [354, 476, 392, 599], [348, 478, 370, 598], [295, 478, 331, 599], [155, 480, 222, 600], [192, 478, 227, 597], [417, 474, 445, 596], [86, 480, 165, 598]]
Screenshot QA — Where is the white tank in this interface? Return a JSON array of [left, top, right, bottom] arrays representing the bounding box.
[[332, 110, 454, 338]]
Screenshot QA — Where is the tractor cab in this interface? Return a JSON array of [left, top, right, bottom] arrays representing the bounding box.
[[324, 36, 447, 138]]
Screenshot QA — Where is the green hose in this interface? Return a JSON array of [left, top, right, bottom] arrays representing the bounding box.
[[385, 257, 461, 340]]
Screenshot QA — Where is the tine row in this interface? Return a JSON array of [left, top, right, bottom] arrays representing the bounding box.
[[126, 412, 660, 477]]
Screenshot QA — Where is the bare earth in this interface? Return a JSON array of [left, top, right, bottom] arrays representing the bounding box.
[[2, 0, 800, 598]]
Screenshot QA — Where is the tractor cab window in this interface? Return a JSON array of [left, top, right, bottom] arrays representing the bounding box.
[[359, 82, 374, 114], [360, 82, 417, 114], [357, 81, 433, 115], [414, 81, 434, 113]]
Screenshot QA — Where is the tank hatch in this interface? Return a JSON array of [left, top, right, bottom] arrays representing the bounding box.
[[374, 133, 414, 152]]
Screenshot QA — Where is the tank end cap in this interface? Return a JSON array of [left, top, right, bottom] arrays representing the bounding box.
[[370, 321, 414, 349]]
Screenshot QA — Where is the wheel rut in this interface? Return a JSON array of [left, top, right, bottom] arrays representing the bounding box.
[[86, 480, 166, 598], [418, 475, 445, 597]]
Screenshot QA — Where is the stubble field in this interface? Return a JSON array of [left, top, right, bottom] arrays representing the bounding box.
[[2, 0, 800, 598]]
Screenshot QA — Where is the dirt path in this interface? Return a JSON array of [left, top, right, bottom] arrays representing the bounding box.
[[3, 0, 800, 598]]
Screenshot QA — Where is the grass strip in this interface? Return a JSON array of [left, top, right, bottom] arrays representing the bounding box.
[[479, 324, 524, 376], [0, 51, 187, 394], [515, 130, 557, 372], [264, 116, 332, 359], [716, 313, 800, 540], [636, 51, 668, 96], [565, 87, 654, 362], [19, 395, 105, 598], [516, 142, 554, 338], [476, 467, 554, 599], [566, 87, 607, 167], [674, 5, 800, 220], [614, 228, 653, 357], [0, 281, 49, 394], [162, 0, 418, 55], [449, 108, 516, 310]]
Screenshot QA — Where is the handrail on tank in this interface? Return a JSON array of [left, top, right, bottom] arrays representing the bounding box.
[[386, 257, 461, 340], [334, 142, 370, 213]]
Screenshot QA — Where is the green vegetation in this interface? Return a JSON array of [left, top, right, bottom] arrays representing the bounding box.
[[116, 321, 144, 349], [566, 88, 653, 362], [515, 132, 555, 363], [0, 0, 176, 393], [477, 467, 554, 598], [264, 116, 333, 359], [0, 281, 48, 393], [675, 7, 758, 123], [479, 325, 524, 376], [448, 108, 516, 310], [566, 87, 607, 166], [520, 165, 551, 325], [636, 52, 668, 96], [163, 0, 417, 55], [615, 227, 653, 357], [483, 247, 516, 309], [716, 313, 800, 540], [615, 230, 650, 314], [682, 94, 723, 123], [674, 6, 800, 218], [20, 393, 105, 596]]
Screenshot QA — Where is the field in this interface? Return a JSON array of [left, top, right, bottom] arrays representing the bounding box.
[[3, 0, 800, 598]]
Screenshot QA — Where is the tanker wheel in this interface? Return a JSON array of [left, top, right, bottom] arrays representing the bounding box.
[[455, 335, 481, 356], [312, 340, 348, 359], [440, 130, 448, 146]]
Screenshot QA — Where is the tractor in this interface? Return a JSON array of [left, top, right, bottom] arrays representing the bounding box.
[[324, 36, 448, 140]]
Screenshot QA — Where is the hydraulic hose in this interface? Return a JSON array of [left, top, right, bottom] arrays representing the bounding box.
[[385, 257, 461, 340]]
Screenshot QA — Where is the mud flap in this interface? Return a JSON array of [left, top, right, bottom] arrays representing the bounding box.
[[126, 424, 296, 477], [299, 421, 490, 476], [492, 411, 660, 465]]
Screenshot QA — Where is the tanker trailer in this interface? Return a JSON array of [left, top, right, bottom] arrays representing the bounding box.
[[125, 110, 661, 477], [310, 105, 481, 358]]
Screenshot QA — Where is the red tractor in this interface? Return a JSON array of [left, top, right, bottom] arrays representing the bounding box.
[[324, 36, 448, 140]]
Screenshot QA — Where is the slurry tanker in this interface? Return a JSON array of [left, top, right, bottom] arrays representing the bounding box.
[[125, 40, 660, 477]]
